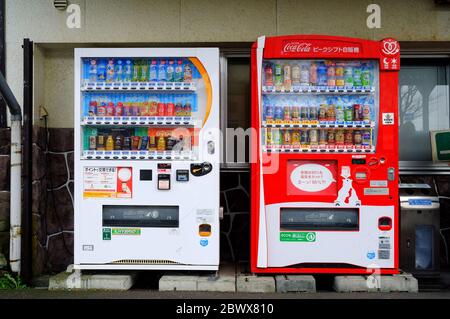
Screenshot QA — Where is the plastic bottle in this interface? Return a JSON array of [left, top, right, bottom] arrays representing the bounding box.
[[317, 63, 327, 86], [97, 60, 106, 82], [88, 59, 97, 82], [283, 64, 292, 90], [174, 60, 183, 82], [105, 135, 114, 151], [149, 59, 158, 82], [300, 62, 310, 86], [274, 62, 283, 89], [166, 59, 175, 82], [140, 60, 148, 82], [123, 60, 132, 82], [291, 63, 300, 86], [106, 59, 115, 82], [264, 63, 274, 86], [158, 59, 167, 82], [309, 62, 317, 86], [132, 60, 140, 82], [114, 59, 123, 82], [183, 63, 192, 82]]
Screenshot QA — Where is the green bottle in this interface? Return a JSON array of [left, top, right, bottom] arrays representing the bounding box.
[[274, 63, 283, 87]]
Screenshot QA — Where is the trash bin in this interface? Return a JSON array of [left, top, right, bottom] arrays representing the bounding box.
[[400, 183, 440, 279]]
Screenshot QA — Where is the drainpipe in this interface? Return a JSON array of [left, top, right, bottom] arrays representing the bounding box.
[[0, 71, 22, 274]]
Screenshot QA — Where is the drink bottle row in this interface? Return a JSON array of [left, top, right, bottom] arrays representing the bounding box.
[[87, 100, 192, 117], [85, 128, 193, 152], [264, 103, 372, 124], [84, 58, 194, 83], [263, 60, 374, 89], [265, 128, 372, 149]]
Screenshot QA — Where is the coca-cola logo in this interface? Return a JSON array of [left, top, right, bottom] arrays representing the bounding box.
[[283, 42, 312, 53], [381, 38, 399, 56]]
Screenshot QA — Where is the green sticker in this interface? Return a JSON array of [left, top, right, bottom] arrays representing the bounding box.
[[102, 228, 111, 240], [280, 232, 316, 242], [112, 228, 141, 236]]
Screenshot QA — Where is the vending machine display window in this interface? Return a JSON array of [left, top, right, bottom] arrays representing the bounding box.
[[261, 59, 379, 154]]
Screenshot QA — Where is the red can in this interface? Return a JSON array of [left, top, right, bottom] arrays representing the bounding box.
[[157, 103, 166, 117], [353, 104, 362, 121], [106, 102, 115, 116], [166, 103, 175, 116], [115, 102, 123, 116]]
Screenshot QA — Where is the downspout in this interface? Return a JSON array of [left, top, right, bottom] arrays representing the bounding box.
[[0, 71, 22, 273]]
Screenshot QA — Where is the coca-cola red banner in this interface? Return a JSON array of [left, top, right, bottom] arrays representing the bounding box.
[[280, 39, 363, 56]]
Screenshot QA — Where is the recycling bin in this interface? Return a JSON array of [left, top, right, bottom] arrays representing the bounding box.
[[400, 183, 440, 278]]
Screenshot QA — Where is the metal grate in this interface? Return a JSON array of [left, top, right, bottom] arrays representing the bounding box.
[[110, 259, 181, 265], [54, 0, 68, 10]]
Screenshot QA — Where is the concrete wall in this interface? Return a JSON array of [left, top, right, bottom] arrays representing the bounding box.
[[4, 0, 450, 127]]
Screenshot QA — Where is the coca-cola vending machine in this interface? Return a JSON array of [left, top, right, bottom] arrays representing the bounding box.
[[250, 35, 400, 274]]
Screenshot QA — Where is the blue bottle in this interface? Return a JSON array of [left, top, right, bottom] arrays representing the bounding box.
[[97, 60, 107, 82], [158, 59, 167, 82], [123, 60, 132, 82]]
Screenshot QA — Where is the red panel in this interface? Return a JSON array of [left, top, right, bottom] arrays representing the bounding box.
[[250, 35, 400, 274]]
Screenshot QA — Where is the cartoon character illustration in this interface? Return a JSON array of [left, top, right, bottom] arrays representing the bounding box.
[[335, 166, 360, 206]]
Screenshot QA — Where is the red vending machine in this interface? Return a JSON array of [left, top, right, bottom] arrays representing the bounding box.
[[250, 35, 400, 274]]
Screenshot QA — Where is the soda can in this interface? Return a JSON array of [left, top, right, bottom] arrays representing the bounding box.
[[283, 106, 291, 122], [363, 104, 371, 121], [106, 102, 115, 116], [122, 103, 131, 116], [89, 135, 97, 150], [264, 105, 274, 121], [335, 129, 345, 145], [148, 101, 158, 116], [318, 104, 327, 121], [335, 105, 344, 122], [272, 129, 282, 146], [115, 102, 123, 116], [300, 106, 309, 121], [345, 130, 353, 145], [362, 130, 371, 147], [131, 103, 140, 116], [344, 66, 353, 87], [327, 104, 336, 121], [96, 134, 105, 150], [265, 128, 272, 147], [354, 130, 362, 146], [319, 129, 327, 145], [274, 106, 283, 121], [157, 103, 166, 117], [361, 70, 371, 86], [291, 130, 301, 147], [184, 102, 192, 116], [309, 106, 318, 121], [139, 136, 149, 150], [291, 106, 300, 120], [283, 129, 291, 147], [166, 103, 175, 116], [309, 129, 318, 145], [88, 101, 97, 116], [327, 130, 335, 146], [175, 103, 183, 116], [353, 104, 362, 121], [123, 137, 131, 150], [131, 136, 140, 150], [344, 105, 353, 121], [140, 102, 149, 116], [300, 130, 309, 145]]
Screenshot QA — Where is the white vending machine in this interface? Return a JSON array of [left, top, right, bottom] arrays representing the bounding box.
[[74, 48, 220, 270]]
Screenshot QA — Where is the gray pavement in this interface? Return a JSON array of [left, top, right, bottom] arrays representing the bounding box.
[[1, 289, 450, 299]]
